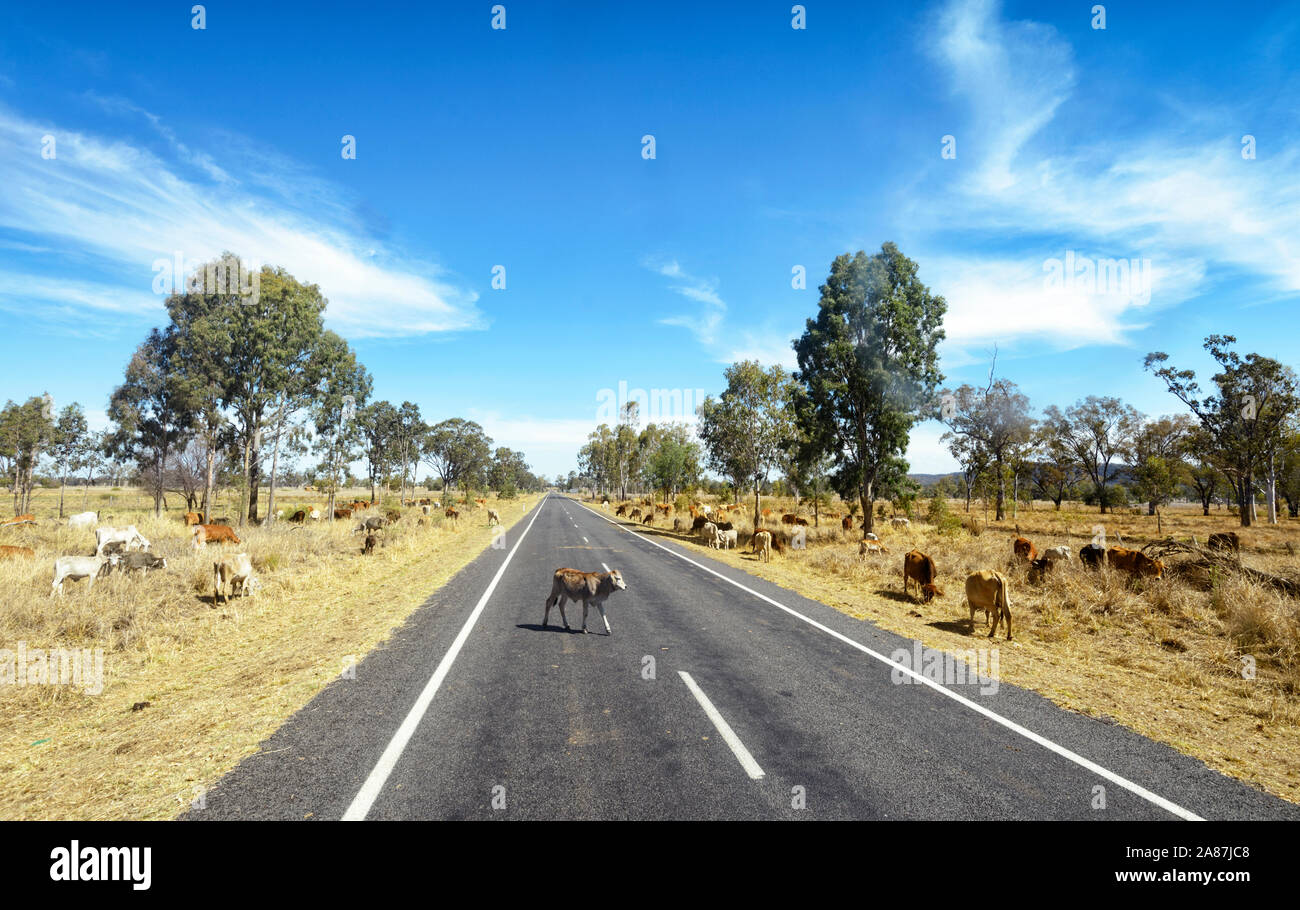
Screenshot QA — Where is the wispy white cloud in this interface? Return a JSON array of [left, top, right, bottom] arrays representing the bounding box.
[[646, 258, 726, 346], [0, 102, 482, 338]]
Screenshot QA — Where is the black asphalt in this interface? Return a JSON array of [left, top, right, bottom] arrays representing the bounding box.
[[188, 494, 1300, 820]]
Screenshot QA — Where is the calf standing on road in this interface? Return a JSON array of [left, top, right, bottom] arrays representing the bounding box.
[[542, 568, 627, 635]]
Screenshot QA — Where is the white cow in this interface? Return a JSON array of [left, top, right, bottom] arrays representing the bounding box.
[[701, 522, 719, 548], [95, 525, 150, 557], [891, 517, 910, 529], [213, 553, 259, 604], [715, 527, 738, 550], [67, 510, 98, 530], [51, 555, 118, 596], [1043, 545, 1073, 564]]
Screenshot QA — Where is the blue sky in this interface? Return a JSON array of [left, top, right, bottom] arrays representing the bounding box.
[[1, 0, 1298, 478]]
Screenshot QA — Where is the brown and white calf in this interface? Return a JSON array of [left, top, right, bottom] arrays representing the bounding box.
[[542, 568, 627, 635]]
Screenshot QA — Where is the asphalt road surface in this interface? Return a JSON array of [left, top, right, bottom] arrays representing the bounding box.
[[189, 494, 1300, 820]]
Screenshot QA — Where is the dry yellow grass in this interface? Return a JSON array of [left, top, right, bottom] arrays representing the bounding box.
[[0, 487, 539, 820], [591, 494, 1300, 804]]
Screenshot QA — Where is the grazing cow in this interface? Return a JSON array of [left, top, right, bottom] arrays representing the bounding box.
[[616, 504, 629, 517], [213, 553, 258, 604], [629, 508, 643, 521], [1012, 537, 1038, 562], [859, 540, 888, 557], [716, 527, 738, 549], [715, 520, 734, 532], [308, 508, 321, 521], [445, 508, 460, 522], [965, 570, 1012, 640], [51, 555, 117, 596], [642, 512, 654, 525], [333, 508, 353, 520], [487, 508, 502, 527], [864, 532, 879, 541], [1107, 547, 1165, 579], [288, 510, 307, 524], [701, 522, 719, 547], [673, 518, 684, 532], [119, 551, 167, 576], [1042, 545, 1072, 564], [1079, 543, 1106, 569], [362, 534, 379, 555], [781, 513, 798, 526], [903, 549, 944, 602], [0, 545, 35, 559], [353, 517, 388, 533], [182, 511, 202, 527], [891, 517, 911, 529], [386, 509, 402, 523], [656, 504, 671, 515], [795, 517, 809, 526], [542, 567, 627, 635], [421, 504, 432, 516], [191, 524, 241, 548], [1027, 557, 1052, 585], [95, 525, 151, 557], [842, 515, 854, 532], [691, 515, 709, 531], [751, 529, 773, 562], [68, 511, 99, 529], [1208, 531, 1240, 553]]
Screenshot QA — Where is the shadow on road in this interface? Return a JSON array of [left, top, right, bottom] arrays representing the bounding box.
[[517, 623, 580, 634]]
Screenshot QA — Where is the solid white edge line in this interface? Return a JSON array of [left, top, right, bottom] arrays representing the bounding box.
[[342, 495, 550, 820], [678, 671, 766, 780], [574, 499, 1203, 821]]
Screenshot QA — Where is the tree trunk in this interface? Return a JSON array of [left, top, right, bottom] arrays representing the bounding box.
[[1239, 474, 1253, 527], [267, 426, 283, 523], [859, 479, 874, 537], [249, 458, 262, 523], [240, 437, 252, 527], [58, 472, 66, 518], [203, 442, 215, 524], [752, 485, 761, 529], [1266, 454, 1279, 525], [995, 462, 1005, 521]]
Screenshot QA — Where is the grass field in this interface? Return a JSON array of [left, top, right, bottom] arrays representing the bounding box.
[[0, 486, 539, 820], [587, 493, 1300, 805]]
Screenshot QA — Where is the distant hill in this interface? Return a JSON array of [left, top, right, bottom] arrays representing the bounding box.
[[908, 472, 964, 486]]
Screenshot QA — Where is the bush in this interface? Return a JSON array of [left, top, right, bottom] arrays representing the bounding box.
[[925, 493, 963, 535], [498, 481, 518, 500]]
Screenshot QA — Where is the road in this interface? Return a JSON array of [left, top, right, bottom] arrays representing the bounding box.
[[189, 494, 1300, 820]]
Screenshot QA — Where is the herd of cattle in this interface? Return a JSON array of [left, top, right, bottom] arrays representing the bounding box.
[[1, 495, 506, 603], [602, 497, 1231, 643]]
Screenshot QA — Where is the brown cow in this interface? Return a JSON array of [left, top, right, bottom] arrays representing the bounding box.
[[334, 508, 353, 519], [642, 512, 654, 525], [1208, 531, 1240, 553], [183, 511, 202, 526], [842, 515, 854, 532], [445, 508, 460, 522], [2, 514, 35, 526], [781, 513, 798, 525], [288, 510, 307, 523], [0, 544, 35, 559], [1012, 537, 1037, 562], [542, 568, 627, 635], [191, 524, 241, 548], [1079, 543, 1106, 568], [903, 549, 943, 602], [965, 570, 1012, 640], [1107, 547, 1164, 579]]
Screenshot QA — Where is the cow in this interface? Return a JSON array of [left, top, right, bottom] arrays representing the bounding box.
[[353, 517, 388, 533], [444, 507, 460, 522], [95, 525, 150, 557], [386, 509, 402, 523], [542, 567, 627, 635], [1079, 543, 1106, 569], [2, 514, 35, 526], [1208, 532, 1240, 553], [1027, 557, 1052, 585], [182, 511, 202, 526], [616, 504, 629, 517], [333, 508, 353, 520], [118, 551, 167, 576], [795, 517, 809, 526], [191, 524, 241, 548], [213, 553, 258, 604], [965, 570, 1012, 640], [842, 515, 854, 532], [656, 504, 671, 515], [288, 510, 307, 523], [751, 528, 774, 562], [716, 527, 738, 549], [308, 508, 321, 521], [715, 521, 734, 532], [642, 512, 654, 525], [362, 534, 379, 556], [691, 515, 709, 531], [891, 517, 911, 529], [1042, 545, 1072, 564], [629, 508, 643, 521], [421, 504, 432, 516], [487, 509, 502, 527], [51, 555, 118, 596], [859, 540, 888, 557], [673, 518, 684, 532], [67, 511, 99, 529], [1107, 547, 1165, 579], [761, 508, 773, 523], [864, 532, 880, 542], [701, 522, 719, 547], [781, 513, 798, 525], [903, 549, 943, 603], [1012, 537, 1037, 562], [0, 545, 35, 559]]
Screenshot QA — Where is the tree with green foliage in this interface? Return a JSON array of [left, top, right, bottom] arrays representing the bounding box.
[[50, 403, 88, 518], [1041, 396, 1141, 515], [793, 244, 946, 535], [310, 333, 372, 520], [940, 368, 1034, 521], [423, 418, 493, 499]]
